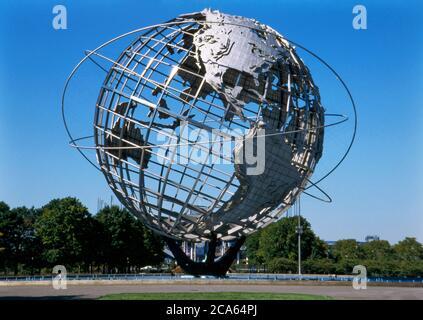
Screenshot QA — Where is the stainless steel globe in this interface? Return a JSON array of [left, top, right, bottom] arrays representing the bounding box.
[[93, 9, 325, 242]]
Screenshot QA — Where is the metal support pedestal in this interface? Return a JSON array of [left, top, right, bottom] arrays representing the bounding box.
[[164, 234, 246, 277]]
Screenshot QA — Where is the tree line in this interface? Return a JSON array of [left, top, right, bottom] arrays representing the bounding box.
[[2, 197, 423, 277], [245, 216, 423, 277], [0, 198, 164, 275]]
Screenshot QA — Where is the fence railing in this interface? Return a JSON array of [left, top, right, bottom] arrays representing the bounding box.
[[0, 273, 422, 283]]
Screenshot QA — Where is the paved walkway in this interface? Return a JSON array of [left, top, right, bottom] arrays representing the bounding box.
[[0, 283, 422, 300]]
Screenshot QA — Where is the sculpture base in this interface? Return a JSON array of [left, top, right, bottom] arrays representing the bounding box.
[[163, 235, 246, 277]]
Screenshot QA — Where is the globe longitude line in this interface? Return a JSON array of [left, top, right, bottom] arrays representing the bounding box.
[[148, 29, 202, 233], [104, 33, 149, 216], [94, 26, 158, 220], [117, 28, 171, 215], [98, 25, 192, 231], [135, 22, 245, 237], [168, 78, 215, 217], [167, 41, 246, 232], [182, 91, 236, 219], [126, 26, 191, 231], [170, 81, 237, 235]]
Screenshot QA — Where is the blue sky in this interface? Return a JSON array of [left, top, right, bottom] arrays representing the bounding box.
[[0, 0, 422, 244]]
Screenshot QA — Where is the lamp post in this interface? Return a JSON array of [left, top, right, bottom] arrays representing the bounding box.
[[296, 197, 302, 276]]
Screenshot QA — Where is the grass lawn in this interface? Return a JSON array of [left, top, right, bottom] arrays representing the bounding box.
[[99, 292, 333, 300]]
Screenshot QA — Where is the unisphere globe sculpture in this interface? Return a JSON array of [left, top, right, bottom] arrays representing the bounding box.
[[63, 9, 356, 276], [95, 9, 324, 240]]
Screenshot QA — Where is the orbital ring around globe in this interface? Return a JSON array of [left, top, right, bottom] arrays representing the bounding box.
[[62, 12, 357, 241]]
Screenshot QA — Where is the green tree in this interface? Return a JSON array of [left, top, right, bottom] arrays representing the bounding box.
[[143, 226, 165, 267], [331, 239, 363, 261], [361, 240, 394, 260], [360, 259, 410, 277], [252, 216, 327, 265], [95, 206, 163, 272], [9, 206, 43, 274], [302, 259, 337, 275], [396, 260, 423, 277], [393, 237, 423, 261], [267, 257, 297, 273], [0, 202, 9, 214], [0, 201, 10, 267], [245, 230, 264, 265], [0, 232, 5, 254], [0, 203, 42, 274], [35, 197, 95, 270]]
